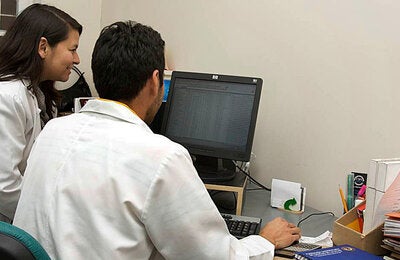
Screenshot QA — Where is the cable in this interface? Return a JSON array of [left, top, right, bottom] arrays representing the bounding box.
[[297, 212, 335, 227], [232, 161, 271, 191], [232, 161, 334, 225]]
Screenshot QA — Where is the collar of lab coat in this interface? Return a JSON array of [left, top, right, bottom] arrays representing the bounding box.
[[79, 98, 152, 133]]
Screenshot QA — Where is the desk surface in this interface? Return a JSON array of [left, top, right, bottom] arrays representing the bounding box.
[[209, 180, 336, 259], [211, 181, 336, 237], [243, 183, 336, 260], [242, 184, 336, 237]]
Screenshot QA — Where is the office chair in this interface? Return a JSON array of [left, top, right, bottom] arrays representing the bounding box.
[[0, 221, 50, 260]]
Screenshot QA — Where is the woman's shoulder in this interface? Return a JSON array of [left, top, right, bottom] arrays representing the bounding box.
[[0, 79, 30, 96], [0, 79, 32, 107]]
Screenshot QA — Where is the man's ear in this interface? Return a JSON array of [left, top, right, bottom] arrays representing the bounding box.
[[38, 37, 49, 59], [149, 69, 160, 96]]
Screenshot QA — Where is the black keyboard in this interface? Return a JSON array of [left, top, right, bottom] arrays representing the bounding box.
[[222, 213, 262, 239]]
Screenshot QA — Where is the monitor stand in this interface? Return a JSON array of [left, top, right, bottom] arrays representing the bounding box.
[[192, 155, 236, 183]]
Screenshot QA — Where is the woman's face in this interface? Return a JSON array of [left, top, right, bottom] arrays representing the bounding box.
[[40, 29, 80, 82]]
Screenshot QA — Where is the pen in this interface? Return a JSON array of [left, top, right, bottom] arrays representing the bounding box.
[[357, 184, 366, 198], [339, 186, 348, 213]]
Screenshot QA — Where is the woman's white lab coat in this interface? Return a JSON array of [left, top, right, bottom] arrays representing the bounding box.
[[0, 79, 41, 221]]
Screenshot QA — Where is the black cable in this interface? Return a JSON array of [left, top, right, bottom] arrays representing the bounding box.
[[297, 212, 335, 227], [232, 192, 237, 209], [232, 161, 335, 225], [233, 161, 271, 191]]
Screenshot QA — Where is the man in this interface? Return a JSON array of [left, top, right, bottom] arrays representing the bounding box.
[[14, 21, 300, 259]]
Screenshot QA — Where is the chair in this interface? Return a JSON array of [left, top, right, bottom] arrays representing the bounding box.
[[0, 221, 50, 260]]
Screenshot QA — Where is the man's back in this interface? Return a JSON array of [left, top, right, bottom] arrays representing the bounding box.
[[14, 99, 230, 259]]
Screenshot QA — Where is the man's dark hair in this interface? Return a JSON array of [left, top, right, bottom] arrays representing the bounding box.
[[92, 21, 165, 101]]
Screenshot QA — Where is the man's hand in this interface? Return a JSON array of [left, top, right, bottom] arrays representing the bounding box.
[[259, 217, 301, 249]]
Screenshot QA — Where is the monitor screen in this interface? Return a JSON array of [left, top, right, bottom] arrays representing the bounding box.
[[149, 78, 170, 133], [160, 71, 262, 181], [163, 78, 170, 102]]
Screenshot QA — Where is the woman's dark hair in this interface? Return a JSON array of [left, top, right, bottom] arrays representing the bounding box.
[[0, 4, 82, 118], [92, 21, 165, 101]]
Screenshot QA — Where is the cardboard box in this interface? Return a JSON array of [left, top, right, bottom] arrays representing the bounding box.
[[332, 201, 387, 255]]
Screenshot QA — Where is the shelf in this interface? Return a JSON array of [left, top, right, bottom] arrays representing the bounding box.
[[204, 174, 247, 215]]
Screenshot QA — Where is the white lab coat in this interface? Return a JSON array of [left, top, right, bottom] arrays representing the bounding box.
[[14, 99, 274, 259], [0, 79, 41, 222]]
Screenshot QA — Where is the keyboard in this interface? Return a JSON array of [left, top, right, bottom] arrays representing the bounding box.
[[283, 241, 321, 252], [222, 213, 262, 239], [275, 241, 322, 258]]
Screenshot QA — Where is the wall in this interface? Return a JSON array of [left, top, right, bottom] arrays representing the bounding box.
[[31, 1, 400, 216], [99, 0, 400, 216]]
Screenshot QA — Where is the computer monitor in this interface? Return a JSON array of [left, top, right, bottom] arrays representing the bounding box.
[[160, 71, 262, 182]]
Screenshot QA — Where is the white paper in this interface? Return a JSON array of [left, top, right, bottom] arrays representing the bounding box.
[[300, 231, 333, 247], [271, 178, 302, 211]]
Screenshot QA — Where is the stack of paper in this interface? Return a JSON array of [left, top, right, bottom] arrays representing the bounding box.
[[382, 212, 400, 259], [364, 158, 400, 233], [384, 213, 400, 238]]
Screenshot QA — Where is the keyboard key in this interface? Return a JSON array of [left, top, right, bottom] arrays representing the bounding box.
[[221, 213, 262, 239]]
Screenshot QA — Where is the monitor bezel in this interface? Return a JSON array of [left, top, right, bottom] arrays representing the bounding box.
[[160, 71, 262, 162]]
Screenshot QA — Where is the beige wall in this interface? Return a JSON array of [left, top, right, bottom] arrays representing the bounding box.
[[35, 1, 400, 216], [100, 0, 400, 216]]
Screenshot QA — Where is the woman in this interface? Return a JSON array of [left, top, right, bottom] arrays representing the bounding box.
[[0, 4, 82, 223]]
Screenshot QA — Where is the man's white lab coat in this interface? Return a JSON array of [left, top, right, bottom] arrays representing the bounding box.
[[14, 99, 274, 259]]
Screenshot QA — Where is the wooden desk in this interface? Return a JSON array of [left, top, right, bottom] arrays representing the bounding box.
[[204, 174, 247, 215], [205, 180, 336, 259], [242, 184, 336, 259], [242, 183, 336, 236]]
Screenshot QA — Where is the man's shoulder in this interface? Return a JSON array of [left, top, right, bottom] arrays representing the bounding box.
[[149, 133, 188, 155]]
